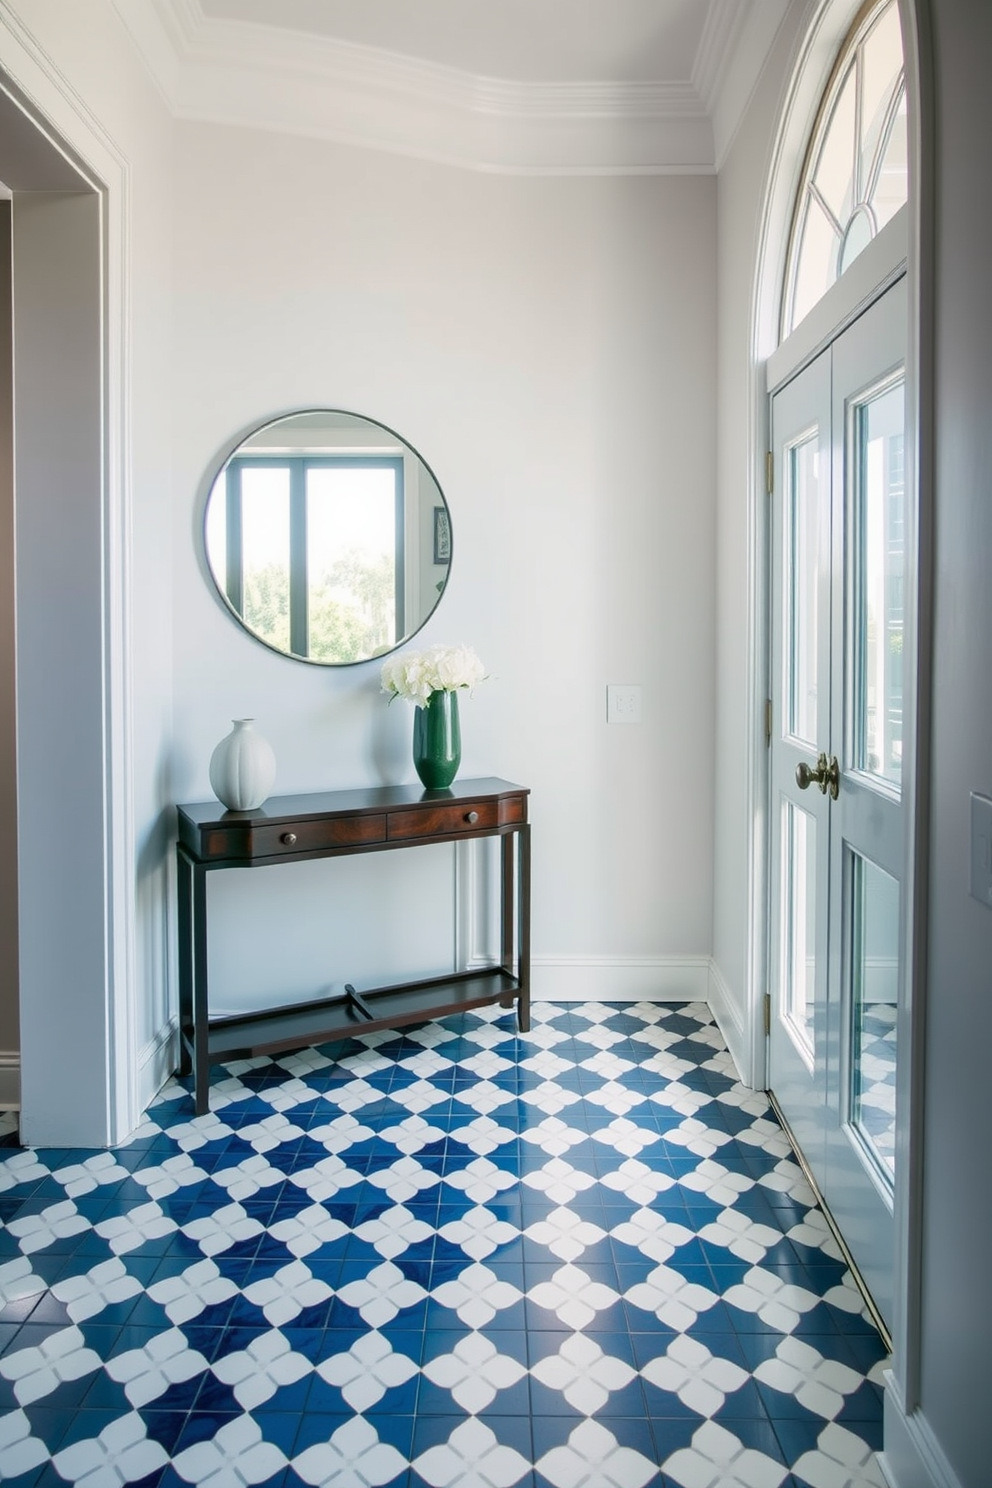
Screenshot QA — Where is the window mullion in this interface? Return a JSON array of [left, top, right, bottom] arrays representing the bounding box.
[[863, 74, 905, 208], [289, 459, 308, 657], [854, 44, 865, 207], [225, 458, 244, 614]]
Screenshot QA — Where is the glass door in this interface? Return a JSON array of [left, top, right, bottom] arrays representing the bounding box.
[[768, 279, 906, 1330]]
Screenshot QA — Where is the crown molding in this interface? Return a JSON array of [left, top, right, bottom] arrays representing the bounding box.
[[693, 0, 749, 115], [707, 0, 794, 169], [111, 0, 782, 175]]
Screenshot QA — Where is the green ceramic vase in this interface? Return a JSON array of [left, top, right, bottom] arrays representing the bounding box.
[[413, 688, 461, 789]]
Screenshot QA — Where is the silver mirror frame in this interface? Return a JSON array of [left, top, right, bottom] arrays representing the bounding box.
[[201, 408, 452, 667]]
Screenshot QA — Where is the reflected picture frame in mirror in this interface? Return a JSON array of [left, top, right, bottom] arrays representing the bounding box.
[[202, 409, 452, 666]]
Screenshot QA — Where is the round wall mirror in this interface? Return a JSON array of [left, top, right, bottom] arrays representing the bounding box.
[[203, 409, 451, 666]]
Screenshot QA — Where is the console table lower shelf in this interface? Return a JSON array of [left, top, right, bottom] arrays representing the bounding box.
[[197, 967, 522, 1066], [176, 777, 530, 1115]]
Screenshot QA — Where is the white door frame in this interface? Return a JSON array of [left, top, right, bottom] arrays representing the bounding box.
[[767, 270, 908, 1332], [0, 21, 137, 1146]]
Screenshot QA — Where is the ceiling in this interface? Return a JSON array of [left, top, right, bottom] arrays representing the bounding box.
[[198, 0, 708, 86], [113, 0, 791, 174]]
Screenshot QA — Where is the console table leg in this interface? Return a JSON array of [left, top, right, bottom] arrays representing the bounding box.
[[192, 862, 210, 1116], [517, 823, 531, 1034], [177, 847, 193, 1077], [497, 831, 516, 1011], [501, 831, 515, 976]]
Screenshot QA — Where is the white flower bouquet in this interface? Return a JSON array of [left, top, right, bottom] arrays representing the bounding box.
[[381, 644, 486, 706]]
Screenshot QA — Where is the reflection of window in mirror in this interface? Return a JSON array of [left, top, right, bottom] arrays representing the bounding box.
[[203, 410, 452, 666], [208, 455, 404, 664]]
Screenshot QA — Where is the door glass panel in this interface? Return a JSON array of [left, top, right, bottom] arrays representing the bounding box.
[[852, 378, 905, 786], [849, 853, 899, 1182], [783, 800, 816, 1066], [787, 433, 820, 745]]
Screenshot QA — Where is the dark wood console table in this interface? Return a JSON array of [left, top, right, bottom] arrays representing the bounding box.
[[176, 777, 530, 1114]]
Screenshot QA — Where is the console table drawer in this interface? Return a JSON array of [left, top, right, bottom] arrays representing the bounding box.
[[198, 814, 387, 861], [254, 815, 387, 857], [388, 799, 499, 840]]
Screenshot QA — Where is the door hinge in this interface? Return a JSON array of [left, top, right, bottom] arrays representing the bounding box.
[[765, 698, 773, 746], [766, 451, 774, 495], [763, 992, 771, 1035]]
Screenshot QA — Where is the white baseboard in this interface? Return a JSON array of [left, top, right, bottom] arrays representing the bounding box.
[[0, 1050, 19, 1109], [865, 956, 899, 1003], [530, 955, 710, 1004], [881, 1374, 964, 1488], [136, 1017, 178, 1116], [706, 960, 750, 1085], [0, 1029, 176, 1128]]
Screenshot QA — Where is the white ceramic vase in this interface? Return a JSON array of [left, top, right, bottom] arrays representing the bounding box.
[[208, 718, 276, 811]]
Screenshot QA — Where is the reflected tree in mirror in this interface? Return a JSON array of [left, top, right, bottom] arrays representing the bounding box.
[[203, 410, 451, 665]]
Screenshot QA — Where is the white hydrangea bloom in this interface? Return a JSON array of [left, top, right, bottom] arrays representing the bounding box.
[[381, 644, 485, 703]]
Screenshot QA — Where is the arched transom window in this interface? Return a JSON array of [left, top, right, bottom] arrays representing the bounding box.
[[782, 0, 907, 337]]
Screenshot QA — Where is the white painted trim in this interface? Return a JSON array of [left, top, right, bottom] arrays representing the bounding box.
[[0, 1049, 19, 1110], [693, 0, 749, 116], [710, 0, 793, 169], [746, 0, 845, 1105], [531, 955, 709, 1004], [881, 1374, 964, 1488], [707, 960, 750, 1087], [136, 1018, 178, 1117], [864, 956, 899, 1003], [765, 209, 908, 394], [892, 0, 932, 1421], [108, 0, 787, 176], [0, 6, 138, 1145]]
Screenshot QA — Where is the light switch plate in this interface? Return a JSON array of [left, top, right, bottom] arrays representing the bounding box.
[[607, 685, 642, 724], [969, 792, 992, 909]]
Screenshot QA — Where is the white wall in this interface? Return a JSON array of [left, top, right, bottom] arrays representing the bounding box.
[[171, 123, 718, 1008]]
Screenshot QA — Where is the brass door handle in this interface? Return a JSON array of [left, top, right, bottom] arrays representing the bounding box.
[[795, 752, 839, 799]]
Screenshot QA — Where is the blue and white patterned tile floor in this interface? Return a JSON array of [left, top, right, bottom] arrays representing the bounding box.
[[0, 1001, 888, 1488]]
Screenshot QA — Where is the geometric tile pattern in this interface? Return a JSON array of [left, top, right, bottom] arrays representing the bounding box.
[[0, 1002, 887, 1486]]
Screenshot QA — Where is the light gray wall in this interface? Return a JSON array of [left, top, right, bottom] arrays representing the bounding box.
[[913, 0, 992, 1479], [0, 0, 717, 1138], [171, 125, 719, 1009]]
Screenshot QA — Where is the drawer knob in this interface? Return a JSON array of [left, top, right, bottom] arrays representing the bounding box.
[[465, 811, 479, 825], [281, 832, 298, 846]]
